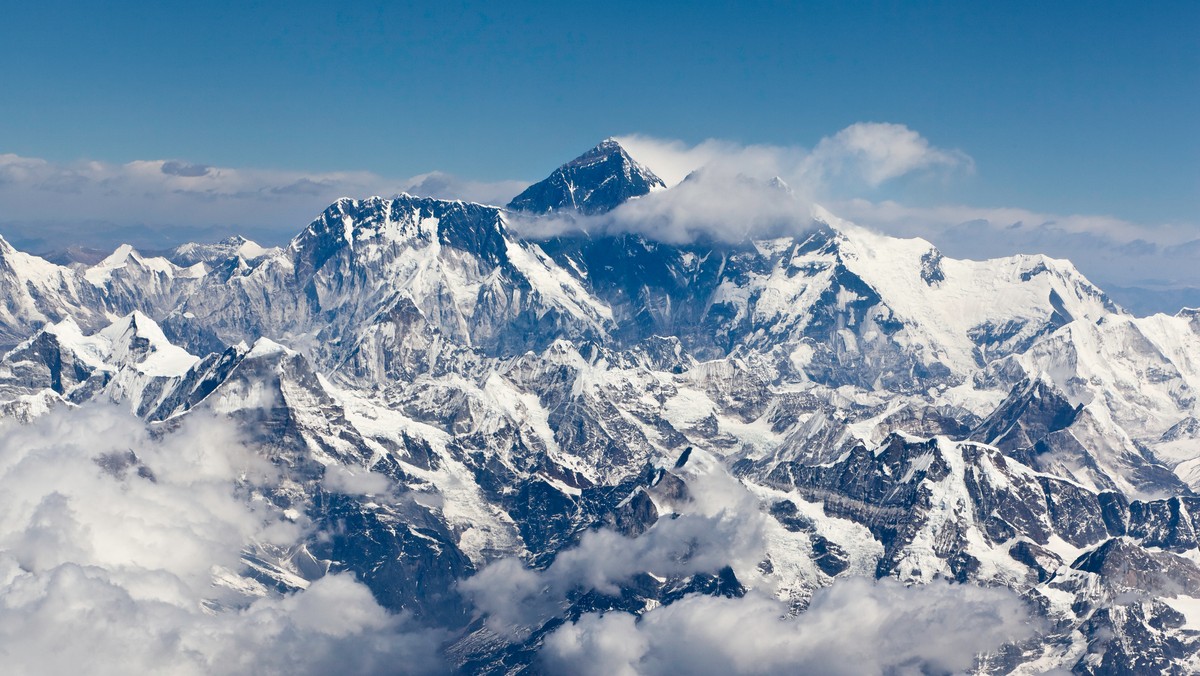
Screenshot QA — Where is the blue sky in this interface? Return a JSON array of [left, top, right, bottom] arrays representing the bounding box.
[[0, 1, 1197, 309], [3, 1, 1195, 219]]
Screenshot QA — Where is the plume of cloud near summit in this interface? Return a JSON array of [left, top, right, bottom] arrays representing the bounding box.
[[612, 136, 803, 188], [508, 123, 972, 244], [616, 122, 972, 191], [591, 168, 809, 244], [572, 127, 1200, 307]]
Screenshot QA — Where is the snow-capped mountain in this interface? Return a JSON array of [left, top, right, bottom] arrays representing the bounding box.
[[508, 138, 666, 215], [1, 139, 1197, 675], [167, 195, 613, 363], [0, 234, 109, 347], [170, 234, 276, 267]]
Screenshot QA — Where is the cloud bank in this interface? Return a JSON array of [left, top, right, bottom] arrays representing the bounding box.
[[540, 579, 1035, 676], [0, 152, 523, 252], [0, 405, 446, 675], [0, 361, 1039, 676], [511, 123, 974, 245]]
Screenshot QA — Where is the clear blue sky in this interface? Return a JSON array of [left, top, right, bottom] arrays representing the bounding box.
[[0, 0, 1196, 224]]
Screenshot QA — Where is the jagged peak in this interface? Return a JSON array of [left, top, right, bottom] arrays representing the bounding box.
[[508, 138, 667, 216], [566, 137, 642, 168], [2, 315, 90, 361], [99, 243, 139, 265], [78, 311, 200, 376], [98, 310, 171, 346], [246, 336, 297, 360], [290, 194, 512, 273], [83, 243, 180, 285], [41, 315, 84, 335]]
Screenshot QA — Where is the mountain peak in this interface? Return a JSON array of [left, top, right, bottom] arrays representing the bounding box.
[[289, 194, 513, 277], [507, 138, 666, 216], [568, 137, 627, 165], [172, 235, 272, 267], [96, 311, 199, 376], [99, 310, 169, 346]]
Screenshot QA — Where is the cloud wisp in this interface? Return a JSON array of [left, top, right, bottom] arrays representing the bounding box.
[[804, 122, 973, 187], [616, 122, 971, 191]]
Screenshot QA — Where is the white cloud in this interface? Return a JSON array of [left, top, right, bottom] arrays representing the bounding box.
[[508, 124, 972, 244], [805, 122, 972, 187], [462, 452, 1035, 675], [323, 465, 394, 496], [617, 123, 970, 191], [0, 405, 446, 675], [540, 579, 1036, 676], [0, 564, 445, 676], [614, 136, 801, 187], [520, 127, 1198, 305]]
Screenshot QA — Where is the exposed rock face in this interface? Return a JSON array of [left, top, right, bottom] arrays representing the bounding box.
[[508, 138, 665, 215]]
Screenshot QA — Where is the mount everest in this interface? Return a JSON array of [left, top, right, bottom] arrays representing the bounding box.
[[0, 138, 1197, 675]]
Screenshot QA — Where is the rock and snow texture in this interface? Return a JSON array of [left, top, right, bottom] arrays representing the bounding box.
[[171, 235, 275, 266], [0, 140, 1197, 675], [508, 138, 666, 215]]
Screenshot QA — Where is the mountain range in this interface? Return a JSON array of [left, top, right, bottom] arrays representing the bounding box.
[[1, 138, 1197, 674]]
